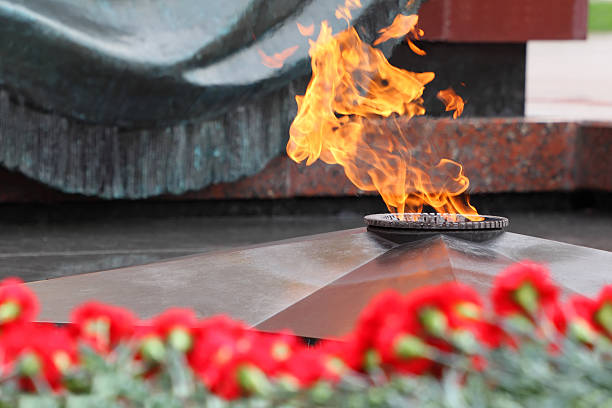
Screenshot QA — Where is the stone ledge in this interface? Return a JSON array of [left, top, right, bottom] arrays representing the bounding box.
[[178, 118, 612, 199], [1, 118, 611, 203]]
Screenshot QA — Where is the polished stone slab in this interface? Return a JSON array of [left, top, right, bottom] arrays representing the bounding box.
[[27, 229, 612, 339], [257, 232, 612, 338], [28, 229, 395, 325]]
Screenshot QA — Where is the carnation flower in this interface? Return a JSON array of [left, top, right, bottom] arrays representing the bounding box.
[[491, 261, 562, 326], [70, 302, 137, 352], [0, 278, 39, 327], [188, 315, 272, 399], [593, 285, 612, 336], [568, 285, 612, 341], [0, 324, 77, 390], [373, 315, 433, 375], [151, 308, 198, 352]]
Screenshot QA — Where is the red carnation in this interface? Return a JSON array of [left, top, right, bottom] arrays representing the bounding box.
[[132, 325, 166, 369], [491, 261, 560, 319], [189, 318, 305, 400], [354, 291, 405, 345], [352, 291, 406, 366], [188, 316, 261, 398], [352, 290, 436, 375], [404, 282, 484, 332], [546, 301, 567, 334], [259, 331, 302, 374], [567, 295, 603, 345], [568, 286, 612, 340], [373, 315, 433, 375], [280, 347, 327, 387], [316, 338, 362, 381], [70, 302, 137, 352], [400, 282, 492, 349], [211, 345, 275, 400], [151, 308, 198, 352], [0, 324, 77, 390], [593, 285, 612, 336], [0, 278, 39, 327]]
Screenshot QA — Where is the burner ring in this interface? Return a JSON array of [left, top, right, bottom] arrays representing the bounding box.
[[364, 213, 509, 233]]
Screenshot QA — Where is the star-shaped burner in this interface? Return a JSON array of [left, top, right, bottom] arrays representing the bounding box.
[[365, 213, 509, 242], [27, 215, 612, 340]]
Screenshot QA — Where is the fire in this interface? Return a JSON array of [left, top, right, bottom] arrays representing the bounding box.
[[373, 14, 426, 56], [286, 6, 479, 218], [437, 87, 465, 119], [335, 0, 362, 23], [258, 45, 299, 69], [297, 23, 315, 37]]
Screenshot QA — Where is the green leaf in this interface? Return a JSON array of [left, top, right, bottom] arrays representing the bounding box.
[[143, 394, 184, 408], [17, 395, 59, 408], [166, 349, 195, 398], [64, 394, 114, 408], [91, 373, 121, 398], [78, 345, 108, 372]]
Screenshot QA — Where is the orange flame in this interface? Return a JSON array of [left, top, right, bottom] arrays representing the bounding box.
[[297, 22, 315, 36], [335, 0, 362, 23], [407, 39, 426, 56], [374, 14, 418, 45], [287, 13, 480, 218], [258, 46, 299, 69], [437, 87, 465, 119], [374, 14, 425, 56]]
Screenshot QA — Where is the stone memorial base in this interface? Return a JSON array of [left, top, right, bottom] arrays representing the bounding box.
[[27, 227, 612, 339]]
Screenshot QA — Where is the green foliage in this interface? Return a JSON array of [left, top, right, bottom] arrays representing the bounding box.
[[0, 333, 611, 407], [589, 1, 612, 32]]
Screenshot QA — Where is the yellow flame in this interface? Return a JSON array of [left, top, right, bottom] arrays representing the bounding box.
[[286, 14, 480, 218]]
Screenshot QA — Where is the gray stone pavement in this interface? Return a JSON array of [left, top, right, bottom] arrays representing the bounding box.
[[0, 210, 610, 283], [527, 33, 612, 121]]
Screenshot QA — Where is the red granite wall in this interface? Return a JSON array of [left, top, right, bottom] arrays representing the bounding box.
[[418, 0, 588, 42], [576, 124, 612, 192], [178, 119, 598, 200]]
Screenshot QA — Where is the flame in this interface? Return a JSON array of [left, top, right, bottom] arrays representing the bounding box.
[[286, 11, 479, 218], [335, 0, 362, 23], [407, 39, 426, 56], [437, 87, 465, 119], [297, 23, 315, 36], [374, 14, 425, 57], [374, 14, 417, 45], [374, 14, 422, 45], [258, 46, 299, 69]]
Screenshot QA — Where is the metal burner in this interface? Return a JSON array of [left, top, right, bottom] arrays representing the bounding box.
[[364, 213, 509, 243]]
